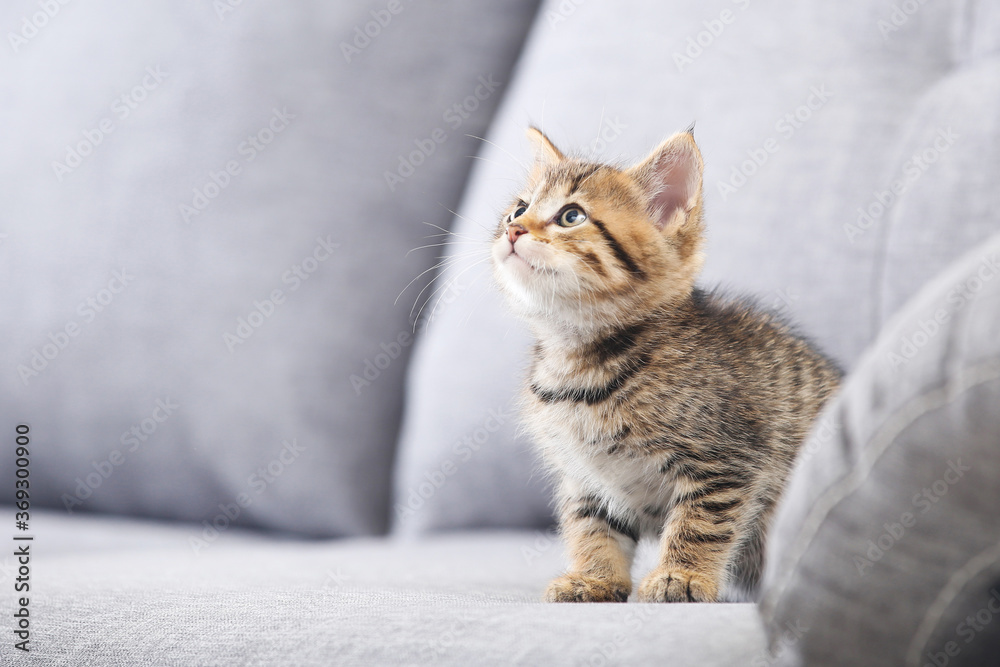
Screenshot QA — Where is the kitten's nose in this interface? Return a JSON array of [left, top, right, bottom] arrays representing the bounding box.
[[507, 223, 528, 245]]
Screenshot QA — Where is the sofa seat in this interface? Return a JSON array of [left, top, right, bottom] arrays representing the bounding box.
[[3, 510, 766, 666]]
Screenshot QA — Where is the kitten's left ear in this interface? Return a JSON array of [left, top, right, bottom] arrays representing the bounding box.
[[526, 126, 564, 164], [627, 131, 703, 232], [526, 126, 564, 183]]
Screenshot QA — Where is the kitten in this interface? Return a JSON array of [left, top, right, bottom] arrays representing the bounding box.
[[490, 127, 841, 603]]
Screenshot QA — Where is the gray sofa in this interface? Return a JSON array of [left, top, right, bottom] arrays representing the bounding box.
[[2, 1, 999, 665]]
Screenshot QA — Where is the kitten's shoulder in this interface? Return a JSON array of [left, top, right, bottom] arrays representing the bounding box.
[[683, 287, 843, 373], [688, 286, 783, 326]]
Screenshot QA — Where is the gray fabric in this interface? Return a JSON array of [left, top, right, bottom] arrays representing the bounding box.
[[394, 0, 1000, 534], [957, 0, 1000, 65], [0, 510, 766, 666], [0, 0, 540, 536], [759, 231, 1000, 666], [876, 59, 1000, 326]]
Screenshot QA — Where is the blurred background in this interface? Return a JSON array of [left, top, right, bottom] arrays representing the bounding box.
[[2, 0, 998, 543], [0, 0, 544, 537]]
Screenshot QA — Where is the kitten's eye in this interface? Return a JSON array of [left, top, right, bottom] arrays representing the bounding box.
[[558, 207, 587, 227], [512, 206, 527, 219]]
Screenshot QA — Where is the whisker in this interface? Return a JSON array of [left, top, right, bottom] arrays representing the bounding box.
[[421, 231, 480, 241], [465, 134, 528, 173], [443, 205, 494, 235], [419, 221, 483, 243], [405, 240, 483, 256], [413, 256, 491, 327], [394, 249, 486, 306], [407, 249, 491, 316], [458, 265, 496, 328]]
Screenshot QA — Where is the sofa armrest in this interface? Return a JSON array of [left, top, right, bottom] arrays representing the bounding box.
[[760, 231, 1000, 666]]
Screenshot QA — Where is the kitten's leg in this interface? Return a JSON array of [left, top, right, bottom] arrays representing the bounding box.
[[637, 484, 749, 603], [727, 498, 776, 598], [545, 484, 638, 603]]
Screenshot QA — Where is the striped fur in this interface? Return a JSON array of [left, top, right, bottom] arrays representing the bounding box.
[[491, 128, 841, 603]]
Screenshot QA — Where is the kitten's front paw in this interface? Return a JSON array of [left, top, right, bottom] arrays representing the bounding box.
[[544, 574, 631, 603], [637, 567, 718, 603]]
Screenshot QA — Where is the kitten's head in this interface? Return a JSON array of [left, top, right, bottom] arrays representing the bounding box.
[[491, 127, 705, 331]]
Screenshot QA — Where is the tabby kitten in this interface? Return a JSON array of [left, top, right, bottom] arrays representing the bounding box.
[[491, 127, 841, 603]]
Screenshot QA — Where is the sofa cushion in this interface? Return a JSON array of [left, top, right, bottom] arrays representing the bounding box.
[[875, 56, 1000, 326], [759, 231, 1000, 666], [0, 0, 539, 536], [393, 0, 1000, 535], [1, 510, 766, 666]]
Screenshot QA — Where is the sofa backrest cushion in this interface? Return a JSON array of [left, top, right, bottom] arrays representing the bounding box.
[[0, 0, 540, 536]]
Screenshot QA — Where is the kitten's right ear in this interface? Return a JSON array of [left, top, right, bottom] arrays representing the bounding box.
[[526, 126, 564, 182], [627, 132, 704, 233]]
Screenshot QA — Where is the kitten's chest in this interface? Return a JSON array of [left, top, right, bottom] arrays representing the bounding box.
[[523, 372, 669, 506], [522, 333, 691, 491]]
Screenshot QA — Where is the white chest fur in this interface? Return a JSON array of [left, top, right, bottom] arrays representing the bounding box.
[[526, 396, 675, 526]]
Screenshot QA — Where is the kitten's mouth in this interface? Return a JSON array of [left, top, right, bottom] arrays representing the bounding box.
[[506, 249, 552, 274]]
